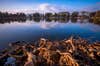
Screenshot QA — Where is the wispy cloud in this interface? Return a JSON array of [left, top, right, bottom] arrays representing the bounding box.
[[0, 3, 68, 13], [32, 3, 67, 13], [0, 0, 100, 13]]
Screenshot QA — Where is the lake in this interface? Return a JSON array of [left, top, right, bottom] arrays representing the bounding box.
[[0, 20, 100, 49]]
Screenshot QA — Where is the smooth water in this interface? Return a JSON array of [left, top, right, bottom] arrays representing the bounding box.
[[0, 20, 100, 49]]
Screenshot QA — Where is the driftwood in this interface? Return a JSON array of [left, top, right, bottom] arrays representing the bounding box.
[[0, 37, 100, 66]]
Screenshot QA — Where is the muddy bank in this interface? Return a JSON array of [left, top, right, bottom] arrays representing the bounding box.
[[0, 37, 100, 66]]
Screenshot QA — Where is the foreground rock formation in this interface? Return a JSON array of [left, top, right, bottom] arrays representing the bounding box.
[[0, 37, 100, 66]]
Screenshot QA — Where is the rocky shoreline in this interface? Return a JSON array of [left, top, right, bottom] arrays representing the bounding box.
[[0, 37, 100, 66]]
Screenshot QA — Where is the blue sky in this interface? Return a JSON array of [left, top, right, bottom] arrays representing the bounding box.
[[0, 0, 100, 12]]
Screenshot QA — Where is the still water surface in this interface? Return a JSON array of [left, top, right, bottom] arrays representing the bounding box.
[[0, 20, 100, 49]]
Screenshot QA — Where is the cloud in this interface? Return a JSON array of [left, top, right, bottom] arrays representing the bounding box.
[[39, 21, 59, 29], [32, 3, 67, 13], [0, 3, 68, 13]]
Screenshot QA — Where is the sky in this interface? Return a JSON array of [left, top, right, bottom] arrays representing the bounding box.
[[0, 0, 100, 13]]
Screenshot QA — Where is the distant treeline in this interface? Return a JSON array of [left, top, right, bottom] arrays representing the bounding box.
[[0, 11, 100, 23]]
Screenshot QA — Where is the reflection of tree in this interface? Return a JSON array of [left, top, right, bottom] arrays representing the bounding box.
[[28, 14, 33, 21], [45, 18, 52, 22], [70, 12, 79, 23], [45, 13, 54, 21], [0, 11, 27, 23], [58, 18, 69, 23], [0, 11, 100, 25], [71, 18, 77, 23], [89, 11, 100, 25], [33, 18, 41, 22]]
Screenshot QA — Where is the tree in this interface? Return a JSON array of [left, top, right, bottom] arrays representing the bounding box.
[[33, 13, 41, 18], [71, 12, 79, 18], [58, 12, 70, 18], [45, 13, 53, 18]]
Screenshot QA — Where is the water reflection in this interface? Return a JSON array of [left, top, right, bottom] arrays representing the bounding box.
[[0, 18, 100, 25], [0, 18, 100, 49]]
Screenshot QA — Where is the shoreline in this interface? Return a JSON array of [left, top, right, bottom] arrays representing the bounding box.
[[0, 37, 100, 66]]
